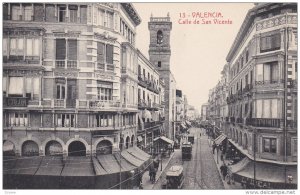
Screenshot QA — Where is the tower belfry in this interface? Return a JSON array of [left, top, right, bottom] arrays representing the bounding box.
[[148, 14, 175, 140]]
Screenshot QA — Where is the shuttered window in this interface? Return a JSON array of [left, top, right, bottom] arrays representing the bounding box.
[[80, 5, 87, 24], [106, 44, 113, 64], [56, 39, 66, 60], [3, 38, 8, 56], [68, 40, 77, 60], [97, 42, 105, 64], [256, 64, 263, 81], [270, 63, 279, 82], [69, 5, 78, 23], [12, 5, 21, 20], [24, 5, 32, 21], [260, 33, 281, 52]]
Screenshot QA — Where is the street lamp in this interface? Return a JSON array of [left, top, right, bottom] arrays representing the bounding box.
[[160, 148, 163, 171]]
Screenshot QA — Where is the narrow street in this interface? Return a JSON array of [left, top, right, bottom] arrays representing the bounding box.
[[152, 127, 224, 189]]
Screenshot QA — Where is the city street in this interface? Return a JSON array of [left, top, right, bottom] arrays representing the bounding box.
[[152, 127, 224, 189]]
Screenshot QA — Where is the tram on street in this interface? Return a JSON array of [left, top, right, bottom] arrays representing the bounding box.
[[188, 134, 195, 144], [181, 142, 192, 160], [162, 165, 184, 189]]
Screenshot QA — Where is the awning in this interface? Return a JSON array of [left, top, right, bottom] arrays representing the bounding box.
[[185, 120, 191, 126], [6, 156, 43, 175], [61, 156, 95, 177], [231, 157, 297, 189], [96, 154, 120, 174], [153, 136, 174, 146], [214, 134, 227, 145], [35, 156, 64, 176], [137, 136, 143, 142]]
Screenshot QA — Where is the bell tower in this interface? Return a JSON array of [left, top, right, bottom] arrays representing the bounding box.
[[148, 14, 175, 140], [148, 13, 172, 71]]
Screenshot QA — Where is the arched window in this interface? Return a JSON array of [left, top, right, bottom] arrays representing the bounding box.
[[96, 140, 113, 155], [126, 136, 130, 149], [45, 140, 63, 156], [22, 140, 39, 156], [119, 137, 124, 150], [68, 141, 86, 156], [157, 30, 163, 44], [239, 132, 243, 146], [131, 135, 135, 147]]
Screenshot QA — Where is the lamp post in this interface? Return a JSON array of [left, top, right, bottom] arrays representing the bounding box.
[[160, 148, 163, 171]]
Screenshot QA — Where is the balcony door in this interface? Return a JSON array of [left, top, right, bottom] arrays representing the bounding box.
[[66, 79, 77, 108]]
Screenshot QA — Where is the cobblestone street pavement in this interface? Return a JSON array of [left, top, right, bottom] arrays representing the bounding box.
[[152, 127, 224, 189]]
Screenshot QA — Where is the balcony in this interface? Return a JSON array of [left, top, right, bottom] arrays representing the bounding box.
[[144, 121, 164, 129], [138, 99, 147, 109], [290, 80, 297, 89], [89, 100, 120, 109], [138, 76, 148, 88], [246, 118, 281, 128], [4, 97, 28, 107], [56, 60, 78, 69], [54, 99, 66, 108]]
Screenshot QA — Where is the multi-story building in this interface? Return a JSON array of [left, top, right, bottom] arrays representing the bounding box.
[[175, 89, 185, 135], [3, 2, 151, 189], [148, 14, 177, 141], [136, 49, 164, 152], [201, 103, 208, 121], [223, 3, 297, 188]]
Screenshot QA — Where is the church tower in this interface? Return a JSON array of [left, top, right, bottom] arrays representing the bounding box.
[[148, 14, 175, 140]]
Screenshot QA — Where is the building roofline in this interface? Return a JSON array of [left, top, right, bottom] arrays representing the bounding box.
[[226, 3, 296, 62], [121, 3, 142, 26]]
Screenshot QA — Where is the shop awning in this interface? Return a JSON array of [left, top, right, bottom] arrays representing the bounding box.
[[153, 136, 174, 146], [214, 134, 227, 145], [97, 154, 120, 174], [121, 150, 144, 167], [137, 136, 143, 142], [231, 157, 297, 188], [35, 156, 64, 176], [92, 157, 107, 175], [117, 153, 137, 172], [61, 156, 95, 177], [7, 156, 43, 175]]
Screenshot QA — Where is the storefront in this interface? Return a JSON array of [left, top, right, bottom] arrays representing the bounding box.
[[231, 157, 297, 189], [3, 147, 151, 189]]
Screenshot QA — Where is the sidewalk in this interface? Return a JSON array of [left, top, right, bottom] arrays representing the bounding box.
[[142, 151, 175, 190], [209, 138, 242, 189]]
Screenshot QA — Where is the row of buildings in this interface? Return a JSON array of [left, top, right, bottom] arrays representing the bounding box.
[[203, 3, 297, 189], [2, 2, 191, 189]]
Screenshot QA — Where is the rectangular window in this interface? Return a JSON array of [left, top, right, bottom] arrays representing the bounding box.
[[56, 114, 75, 127], [260, 33, 281, 52], [58, 6, 67, 22], [256, 64, 264, 82], [24, 5, 33, 21], [97, 42, 105, 67], [12, 5, 21, 20], [270, 62, 279, 82], [263, 100, 271, 118], [56, 39, 66, 60], [271, 99, 278, 118], [67, 39, 77, 60], [263, 137, 277, 153], [80, 5, 87, 24], [263, 64, 271, 82], [97, 81, 113, 100], [98, 9, 105, 26], [3, 38, 8, 57], [256, 99, 263, 118], [106, 44, 114, 64], [69, 5, 78, 23], [107, 11, 114, 29], [9, 113, 28, 127], [9, 77, 23, 96]]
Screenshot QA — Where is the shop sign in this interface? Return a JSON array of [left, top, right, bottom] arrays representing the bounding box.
[[6, 97, 27, 107], [241, 176, 271, 188]]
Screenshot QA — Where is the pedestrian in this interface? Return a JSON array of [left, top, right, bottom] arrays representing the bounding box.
[[212, 143, 216, 154]]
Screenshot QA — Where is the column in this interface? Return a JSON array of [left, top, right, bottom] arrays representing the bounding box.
[[256, 33, 261, 55], [280, 28, 285, 51]]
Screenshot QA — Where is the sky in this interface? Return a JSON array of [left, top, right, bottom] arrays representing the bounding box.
[[133, 3, 254, 111]]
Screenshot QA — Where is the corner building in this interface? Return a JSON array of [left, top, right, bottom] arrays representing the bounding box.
[[3, 3, 151, 189], [224, 3, 297, 189]]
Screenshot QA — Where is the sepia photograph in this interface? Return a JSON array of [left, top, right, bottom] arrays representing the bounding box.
[[1, 0, 298, 193]]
